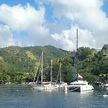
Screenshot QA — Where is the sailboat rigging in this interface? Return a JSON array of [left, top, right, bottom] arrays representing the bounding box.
[[56, 62, 67, 88], [33, 52, 58, 91], [67, 29, 94, 92]]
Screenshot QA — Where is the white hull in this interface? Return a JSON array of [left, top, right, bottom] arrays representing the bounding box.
[[56, 82, 67, 88], [80, 85, 94, 91], [33, 83, 58, 91], [103, 95, 108, 97], [67, 80, 94, 92], [33, 85, 45, 91], [68, 85, 93, 92], [44, 83, 58, 91]]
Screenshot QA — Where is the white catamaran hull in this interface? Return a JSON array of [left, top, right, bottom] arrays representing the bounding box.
[[67, 80, 94, 92], [68, 85, 93, 92]]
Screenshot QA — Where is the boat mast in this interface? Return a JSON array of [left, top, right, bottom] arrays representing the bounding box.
[[60, 63, 61, 84], [41, 51, 43, 84], [50, 59, 52, 83], [76, 28, 78, 81]]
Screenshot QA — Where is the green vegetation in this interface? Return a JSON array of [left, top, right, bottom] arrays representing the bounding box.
[[0, 45, 108, 84], [0, 45, 66, 84]]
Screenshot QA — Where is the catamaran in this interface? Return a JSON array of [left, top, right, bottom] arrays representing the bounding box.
[[67, 29, 94, 92]]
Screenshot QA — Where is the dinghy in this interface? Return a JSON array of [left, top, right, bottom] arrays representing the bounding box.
[[103, 95, 108, 97]]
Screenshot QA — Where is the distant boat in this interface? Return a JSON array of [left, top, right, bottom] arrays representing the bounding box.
[[103, 83, 108, 88], [104, 83, 108, 89], [103, 91, 108, 97], [103, 94, 108, 97], [100, 83, 108, 90], [67, 29, 94, 92]]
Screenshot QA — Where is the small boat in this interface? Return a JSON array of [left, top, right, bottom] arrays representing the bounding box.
[[103, 94, 108, 97], [104, 83, 108, 89], [99, 83, 108, 90]]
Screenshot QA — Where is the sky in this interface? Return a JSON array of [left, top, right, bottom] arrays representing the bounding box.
[[0, 0, 108, 51]]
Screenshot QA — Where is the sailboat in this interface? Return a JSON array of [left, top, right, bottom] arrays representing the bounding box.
[[33, 53, 58, 91], [67, 29, 94, 92], [32, 51, 45, 91], [56, 63, 67, 88], [43, 59, 58, 91]]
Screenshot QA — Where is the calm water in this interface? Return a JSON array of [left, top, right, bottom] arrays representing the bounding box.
[[0, 85, 108, 108]]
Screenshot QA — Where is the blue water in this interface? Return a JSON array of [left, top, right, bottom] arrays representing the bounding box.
[[0, 85, 108, 108]]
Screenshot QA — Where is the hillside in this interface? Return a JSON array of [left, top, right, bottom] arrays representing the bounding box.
[[0, 45, 67, 83], [0, 45, 108, 84], [0, 45, 67, 73]]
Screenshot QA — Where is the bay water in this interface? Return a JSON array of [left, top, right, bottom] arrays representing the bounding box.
[[0, 85, 108, 108]]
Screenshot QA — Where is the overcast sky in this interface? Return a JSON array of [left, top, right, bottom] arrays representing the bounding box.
[[0, 0, 108, 50]]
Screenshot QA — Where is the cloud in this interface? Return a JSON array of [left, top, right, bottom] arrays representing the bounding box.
[[0, 4, 45, 31], [0, 25, 15, 47], [0, 3, 49, 45], [44, 0, 107, 30], [41, 0, 108, 49], [0, 1, 108, 50], [52, 26, 96, 51]]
